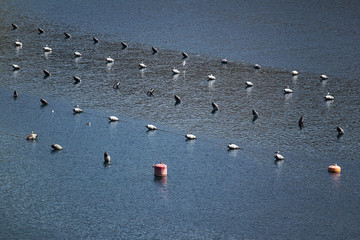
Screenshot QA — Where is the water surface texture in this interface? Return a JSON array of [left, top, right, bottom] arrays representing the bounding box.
[[0, 1, 360, 239]]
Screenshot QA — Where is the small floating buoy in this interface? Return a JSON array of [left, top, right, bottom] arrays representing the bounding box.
[[208, 74, 216, 80], [328, 163, 341, 173], [12, 23, 19, 29], [14, 39, 22, 47], [146, 124, 157, 130], [174, 95, 182, 104], [320, 74, 328, 80], [73, 76, 81, 83], [40, 98, 49, 105], [26, 130, 38, 140], [172, 67, 180, 75], [139, 62, 147, 69], [106, 56, 114, 63], [121, 42, 128, 48], [212, 102, 219, 111], [324, 92, 334, 101], [38, 27, 45, 34], [147, 88, 155, 96], [74, 51, 82, 57], [185, 132, 196, 140], [252, 109, 259, 121], [153, 162, 167, 177], [51, 144, 63, 150], [284, 86, 293, 94], [228, 143, 240, 150], [274, 151, 284, 160], [12, 64, 20, 70], [152, 46, 158, 53], [299, 116, 304, 129], [245, 81, 253, 87], [104, 152, 111, 164], [13, 90, 19, 98], [64, 32, 71, 38], [337, 126, 344, 135], [93, 37, 99, 43], [73, 107, 83, 113], [109, 116, 119, 122], [182, 52, 188, 58], [292, 70, 299, 76], [221, 58, 228, 64], [44, 69, 51, 77], [43, 45, 52, 52], [254, 64, 261, 69]]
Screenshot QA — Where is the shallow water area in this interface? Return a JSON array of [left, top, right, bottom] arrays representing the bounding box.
[[1, 1, 360, 239]]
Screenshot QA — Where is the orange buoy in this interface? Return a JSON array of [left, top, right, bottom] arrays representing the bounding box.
[[328, 164, 341, 173], [153, 162, 167, 177]]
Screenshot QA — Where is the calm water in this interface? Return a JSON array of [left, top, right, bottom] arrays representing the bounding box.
[[0, 1, 360, 239]]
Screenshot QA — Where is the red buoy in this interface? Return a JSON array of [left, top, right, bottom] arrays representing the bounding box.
[[153, 162, 167, 177]]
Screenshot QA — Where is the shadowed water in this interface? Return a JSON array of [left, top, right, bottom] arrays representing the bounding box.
[[0, 1, 360, 239]]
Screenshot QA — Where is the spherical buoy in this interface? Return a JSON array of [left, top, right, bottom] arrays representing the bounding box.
[[153, 162, 167, 177], [328, 164, 341, 173]]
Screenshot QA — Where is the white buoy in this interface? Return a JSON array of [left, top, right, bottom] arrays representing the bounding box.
[[106, 56, 114, 63], [320, 74, 328, 80], [14, 39, 22, 47], [74, 51, 82, 57], [208, 74, 216, 80], [292, 70, 299, 75], [283, 86, 293, 94], [51, 144, 63, 150], [26, 130, 38, 140], [43, 45, 52, 52], [12, 64, 20, 70], [104, 152, 111, 164], [172, 67, 180, 74], [73, 107, 83, 113], [228, 143, 240, 150], [139, 62, 147, 69], [245, 81, 253, 87], [324, 92, 334, 101], [146, 124, 158, 130], [254, 64, 261, 69], [221, 58, 228, 64], [109, 116, 119, 122], [274, 151, 284, 160], [185, 132, 196, 140]]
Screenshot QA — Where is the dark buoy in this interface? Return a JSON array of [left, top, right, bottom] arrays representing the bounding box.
[[212, 102, 219, 112], [221, 58, 228, 64], [147, 88, 155, 96], [113, 81, 120, 89], [252, 109, 259, 121], [44, 69, 51, 77], [93, 37, 99, 43], [12, 23, 18, 29], [254, 64, 261, 69], [337, 126, 344, 137], [182, 52, 188, 58], [104, 152, 111, 164], [51, 144, 63, 150], [174, 95, 182, 105], [40, 98, 49, 105], [299, 116, 304, 129], [121, 42, 128, 48], [73, 76, 81, 83], [64, 32, 71, 38], [13, 90, 19, 98], [152, 46, 158, 54], [38, 28, 45, 34]]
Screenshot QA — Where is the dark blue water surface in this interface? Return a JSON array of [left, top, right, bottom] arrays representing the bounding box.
[[0, 1, 360, 239]]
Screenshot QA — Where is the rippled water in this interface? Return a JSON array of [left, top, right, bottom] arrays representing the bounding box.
[[1, 1, 360, 239]]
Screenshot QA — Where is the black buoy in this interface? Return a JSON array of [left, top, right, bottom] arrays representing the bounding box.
[[175, 95, 182, 105], [40, 98, 49, 105], [64, 32, 71, 38], [44, 69, 51, 77], [152, 46, 158, 54], [252, 109, 259, 121], [93, 37, 99, 43], [121, 42, 128, 49], [13, 90, 19, 98], [299, 116, 304, 129], [104, 152, 111, 164], [38, 28, 45, 34]]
